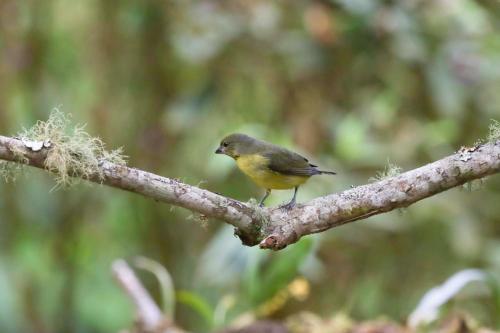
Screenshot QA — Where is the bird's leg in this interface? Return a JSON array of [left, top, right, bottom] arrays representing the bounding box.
[[259, 189, 271, 207], [280, 186, 298, 210]]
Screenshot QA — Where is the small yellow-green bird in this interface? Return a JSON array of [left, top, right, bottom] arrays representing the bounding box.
[[215, 133, 336, 209]]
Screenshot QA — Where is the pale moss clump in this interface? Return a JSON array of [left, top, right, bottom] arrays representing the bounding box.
[[11, 108, 126, 188], [463, 179, 484, 192], [370, 161, 402, 182], [488, 119, 500, 142], [0, 145, 28, 182], [0, 136, 30, 182], [0, 161, 23, 183]]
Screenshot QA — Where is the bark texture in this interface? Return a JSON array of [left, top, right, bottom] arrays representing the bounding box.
[[1, 135, 499, 250]]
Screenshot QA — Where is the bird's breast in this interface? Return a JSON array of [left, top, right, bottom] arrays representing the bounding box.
[[236, 154, 269, 177], [236, 154, 309, 189]]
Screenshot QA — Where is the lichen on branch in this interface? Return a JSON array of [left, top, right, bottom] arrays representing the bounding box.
[[370, 160, 402, 182], [489, 119, 500, 142], [0, 108, 126, 187]]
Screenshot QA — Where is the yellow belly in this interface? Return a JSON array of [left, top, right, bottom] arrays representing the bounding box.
[[235, 154, 309, 190]]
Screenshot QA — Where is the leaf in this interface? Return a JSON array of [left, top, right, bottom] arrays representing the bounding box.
[[176, 290, 214, 328], [133, 256, 175, 320]]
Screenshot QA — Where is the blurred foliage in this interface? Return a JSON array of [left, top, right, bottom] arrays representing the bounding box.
[[0, 0, 500, 332]]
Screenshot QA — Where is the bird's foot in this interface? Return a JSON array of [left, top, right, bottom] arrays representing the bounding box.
[[279, 200, 296, 211]]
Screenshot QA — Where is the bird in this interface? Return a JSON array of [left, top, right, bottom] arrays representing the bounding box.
[[215, 133, 336, 209]]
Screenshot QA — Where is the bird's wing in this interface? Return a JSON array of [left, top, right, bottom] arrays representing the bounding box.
[[264, 147, 319, 176]]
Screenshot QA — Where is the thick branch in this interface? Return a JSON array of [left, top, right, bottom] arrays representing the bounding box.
[[1, 135, 499, 250]]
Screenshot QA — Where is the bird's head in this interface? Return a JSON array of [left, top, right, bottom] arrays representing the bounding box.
[[215, 133, 256, 159]]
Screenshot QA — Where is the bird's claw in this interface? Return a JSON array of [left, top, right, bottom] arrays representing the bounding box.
[[279, 201, 296, 211]]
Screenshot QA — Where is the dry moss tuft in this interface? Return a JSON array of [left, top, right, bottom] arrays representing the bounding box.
[[463, 179, 484, 192], [488, 119, 500, 142], [0, 161, 23, 183], [370, 161, 402, 182], [2, 108, 126, 188]]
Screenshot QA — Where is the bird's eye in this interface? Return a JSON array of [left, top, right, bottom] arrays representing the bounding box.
[[222, 142, 229, 147]]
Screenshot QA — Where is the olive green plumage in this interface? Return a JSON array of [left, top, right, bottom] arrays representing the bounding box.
[[215, 133, 336, 209]]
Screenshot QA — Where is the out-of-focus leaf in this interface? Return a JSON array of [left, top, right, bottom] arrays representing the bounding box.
[[248, 238, 314, 304], [134, 256, 176, 320], [196, 225, 261, 287], [335, 115, 368, 161], [176, 290, 214, 329], [171, 3, 243, 63], [427, 50, 466, 115]]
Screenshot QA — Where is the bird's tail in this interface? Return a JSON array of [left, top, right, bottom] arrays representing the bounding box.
[[318, 170, 336, 175]]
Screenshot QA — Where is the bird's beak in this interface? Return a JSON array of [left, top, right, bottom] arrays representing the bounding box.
[[215, 146, 224, 154]]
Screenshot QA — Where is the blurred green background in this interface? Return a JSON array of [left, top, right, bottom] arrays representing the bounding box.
[[1, 1, 500, 332]]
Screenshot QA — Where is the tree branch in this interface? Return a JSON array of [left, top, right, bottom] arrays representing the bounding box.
[[1, 135, 499, 250]]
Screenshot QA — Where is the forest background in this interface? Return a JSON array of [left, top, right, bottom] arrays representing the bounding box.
[[0, 1, 500, 332]]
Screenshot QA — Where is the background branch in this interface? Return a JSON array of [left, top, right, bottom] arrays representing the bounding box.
[[1, 134, 499, 250], [112, 259, 165, 332], [112, 259, 185, 333]]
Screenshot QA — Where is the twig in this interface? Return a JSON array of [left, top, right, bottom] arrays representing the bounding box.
[[112, 259, 165, 331]]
